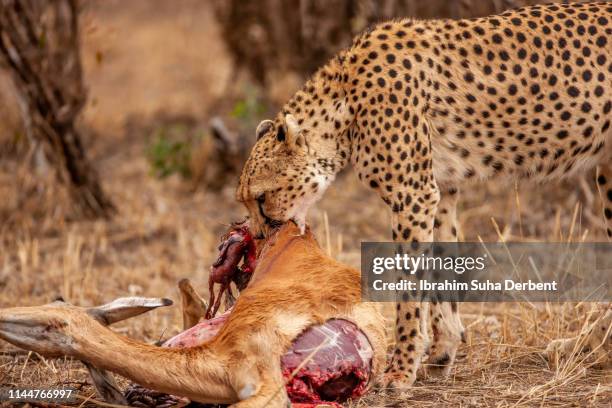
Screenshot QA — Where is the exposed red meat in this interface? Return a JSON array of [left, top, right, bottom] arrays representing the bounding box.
[[281, 319, 373, 404]]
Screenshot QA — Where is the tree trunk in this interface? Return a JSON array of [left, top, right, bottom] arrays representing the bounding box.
[[0, 0, 115, 218], [214, 0, 590, 102]]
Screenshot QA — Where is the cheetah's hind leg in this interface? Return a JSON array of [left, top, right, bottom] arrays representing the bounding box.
[[546, 305, 611, 369], [546, 164, 612, 369], [595, 164, 612, 241]]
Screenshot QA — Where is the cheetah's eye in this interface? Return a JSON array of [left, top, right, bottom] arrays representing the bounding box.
[[256, 193, 265, 204], [276, 126, 286, 142]]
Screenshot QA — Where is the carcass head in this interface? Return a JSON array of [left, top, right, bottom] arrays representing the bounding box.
[[0, 297, 172, 357], [0, 300, 83, 357]]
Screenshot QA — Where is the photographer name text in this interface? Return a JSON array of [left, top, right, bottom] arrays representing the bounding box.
[[372, 279, 558, 292]]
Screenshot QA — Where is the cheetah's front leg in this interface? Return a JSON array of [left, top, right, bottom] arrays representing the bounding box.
[[384, 186, 441, 390], [352, 112, 444, 390]]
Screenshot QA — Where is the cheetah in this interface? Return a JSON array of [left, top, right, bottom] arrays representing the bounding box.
[[236, 2, 612, 390]]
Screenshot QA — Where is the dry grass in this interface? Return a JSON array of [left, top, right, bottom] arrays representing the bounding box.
[[1, 1, 610, 407], [1, 146, 610, 407]]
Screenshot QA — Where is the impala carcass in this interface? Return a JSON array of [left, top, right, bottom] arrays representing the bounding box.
[[0, 222, 386, 407]]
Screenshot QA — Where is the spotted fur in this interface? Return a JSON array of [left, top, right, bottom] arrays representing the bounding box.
[[237, 2, 612, 389]]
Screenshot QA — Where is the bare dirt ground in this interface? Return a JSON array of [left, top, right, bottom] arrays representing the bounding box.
[[0, 1, 610, 407]]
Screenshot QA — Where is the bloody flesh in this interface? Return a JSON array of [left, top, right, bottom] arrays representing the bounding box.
[[206, 223, 257, 319], [281, 319, 373, 403]]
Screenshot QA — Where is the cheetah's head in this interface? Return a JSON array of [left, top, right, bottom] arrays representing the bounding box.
[[236, 113, 340, 238], [237, 55, 354, 237]]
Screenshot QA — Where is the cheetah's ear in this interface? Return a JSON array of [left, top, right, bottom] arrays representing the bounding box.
[[284, 114, 309, 153], [255, 120, 274, 141]]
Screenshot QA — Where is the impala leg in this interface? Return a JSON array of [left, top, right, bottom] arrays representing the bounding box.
[[85, 362, 127, 405], [229, 364, 289, 408]]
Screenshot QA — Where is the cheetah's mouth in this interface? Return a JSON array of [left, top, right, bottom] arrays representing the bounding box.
[[256, 200, 283, 239]]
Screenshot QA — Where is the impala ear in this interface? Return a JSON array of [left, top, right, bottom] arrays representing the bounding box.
[[255, 119, 274, 141], [86, 297, 173, 326], [284, 114, 308, 152]]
